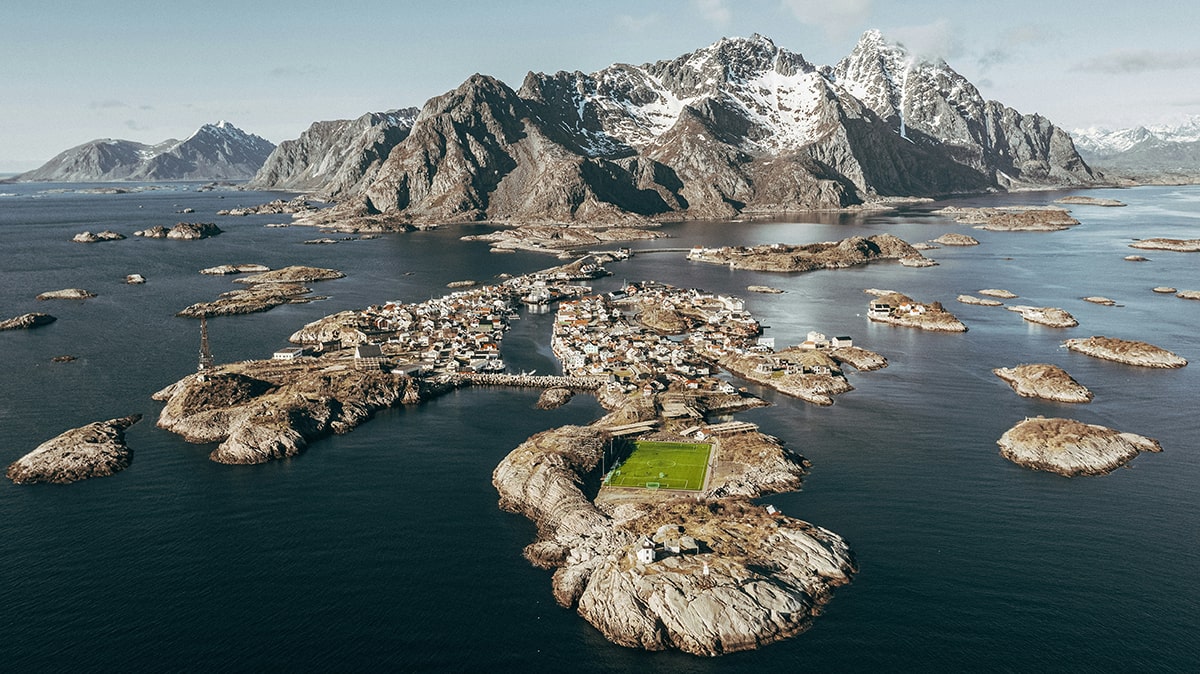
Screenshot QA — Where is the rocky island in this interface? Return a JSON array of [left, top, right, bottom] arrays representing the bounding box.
[[957, 294, 1004, 306], [72, 230, 125, 243], [993, 364, 1093, 403], [686, 234, 924, 272], [1063, 336, 1187, 368], [996, 416, 1161, 476], [7, 415, 141, 484], [867, 292, 967, 332], [134, 222, 223, 240], [37, 288, 96, 301], [0, 312, 57, 330], [493, 423, 855, 656], [1054, 196, 1126, 207], [1005, 305, 1079, 328], [200, 263, 271, 275], [1128, 238, 1200, 252], [979, 289, 1018, 299], [177, 266, 345, 318], [934, 206, 1080, 231], [932, 232, 980, 246]]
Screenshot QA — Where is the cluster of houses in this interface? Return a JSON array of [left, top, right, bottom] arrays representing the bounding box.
[[274, 258, 611, 375]]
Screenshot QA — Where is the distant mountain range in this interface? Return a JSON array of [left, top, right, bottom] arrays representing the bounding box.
[[15, 121, 275, 182], [252, 31, 1099, 224], [1071, 117, 1200, 180]]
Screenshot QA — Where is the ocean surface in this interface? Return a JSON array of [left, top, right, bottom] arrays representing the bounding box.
[[1, 183, 1197, 671]]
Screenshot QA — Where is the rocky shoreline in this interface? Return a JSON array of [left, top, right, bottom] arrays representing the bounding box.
[[934, 206, 1080, 231], [7, 415, 141, 484], [0, 312, 56, 330], [867, 292, 968, 332], [1128, 238, 1200, 252], [997, 416, 1160, 476]]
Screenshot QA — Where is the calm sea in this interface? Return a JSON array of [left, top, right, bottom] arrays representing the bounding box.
[[1, 183, 1197, 671]]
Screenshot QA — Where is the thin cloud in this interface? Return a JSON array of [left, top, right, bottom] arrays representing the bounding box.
[[890, 19, 964, 62], [616, 13, 659, 32], [692, 0, 731, 27], [781, 0, 872, 37], [123, 119, 149, 131], [89, 99, 129, 110], [1072, 49, 1200, 74]]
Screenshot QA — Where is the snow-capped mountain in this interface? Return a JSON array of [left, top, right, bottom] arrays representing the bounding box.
[[248, 109, 418, 198], [260, 31, 1098, 223], [1072, 117, 1200, 156], [17, 122, 275, 182], [1070, 117, 1200, 178]]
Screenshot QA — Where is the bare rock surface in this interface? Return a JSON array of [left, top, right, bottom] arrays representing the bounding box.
[[979, 288, 1018, 298], [234, 266, 344, 284], [717, 348, 853, 406], [72, 230, 125, 243], [37, 288, 96, 300], [7, 415, 141, 484], [217, 196, 319, 216], [997, 416, 1160, 476], [1054, 195, 1125, 207], [536, 387, 575, 410], [957, 294, 1004, 306], [1177, 290, 1200, 300], [935, 206, 1079, 231], [125, 273, 146, 284], [153, 359, 421, 464], [135, 222, 223, 239], [747, 285, 784, 294], [828, 346, 888, 371], [492, 425, 855, 656], [1125, 255, 1150, 261], [1129, 238, 1200, 252], [1082, 296, 1116, 306], [993, 364, 1092, 403], [1063, 336, 1187, 368], [200, 263, 271, 275], [0, 313, 56, 330], [932, 232, 980, 246], [688, 234, 922, 272], [1005, 305, 1078, 328], [1152, 286, 1177, 293]]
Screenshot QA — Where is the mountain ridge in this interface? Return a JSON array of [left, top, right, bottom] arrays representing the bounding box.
[[15, 121, 275, 182], [278, 30, 1096, 225]]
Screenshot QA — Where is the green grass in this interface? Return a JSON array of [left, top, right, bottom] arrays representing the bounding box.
[[605, 440, 712, 491]]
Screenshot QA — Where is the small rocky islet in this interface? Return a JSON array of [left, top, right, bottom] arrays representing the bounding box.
[[993, 364, 1092, 403], [0, 312, 56, 331], [997, 416, 1160, 477], [1005, 305, 1078, 328], [177, 265, 345, 318], [1063, 336, 1187, 368], [6, 415, 141, 485]]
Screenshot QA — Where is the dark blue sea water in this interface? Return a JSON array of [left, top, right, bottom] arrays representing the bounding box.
[[1, 183, 1197, 671]]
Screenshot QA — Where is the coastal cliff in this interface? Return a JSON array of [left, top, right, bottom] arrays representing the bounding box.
[[7, 415, 141, 484]]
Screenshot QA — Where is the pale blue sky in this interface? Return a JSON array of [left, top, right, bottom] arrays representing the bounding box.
[[3, 0, 1198, 170]]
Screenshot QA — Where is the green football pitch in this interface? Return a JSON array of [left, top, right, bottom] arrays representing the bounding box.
[[605, 440, 712, 491]]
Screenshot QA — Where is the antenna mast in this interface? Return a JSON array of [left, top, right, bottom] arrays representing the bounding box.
[[198, 314, 214, 372]]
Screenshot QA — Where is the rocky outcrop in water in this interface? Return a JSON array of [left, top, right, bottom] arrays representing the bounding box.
[[957, 294, 1004, 306], [935, 206, 1080, 231], [7, 415, 141, 484], [688, 234, 922, 272], [993, 364, 1092, 403], [492, 424, 855, 656], [37, 288, 95, 300], [0, 313, 57, 330], [536, 387, 575, 409], [997, 416, 1160, 476], [1129, 238, 1200, 252], [200, 263, 271, 275], [1063, 336, 1187, 368], [177, 265, 344, 317], [1055, 196, 1125, 207], [868, 292, 967, 332], [1005, 305, 1078, 328], [217, 196, 320, 216], [932, 233, 979, 246], [72, 230, 125, 243], [153, 360, 421, 464]]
